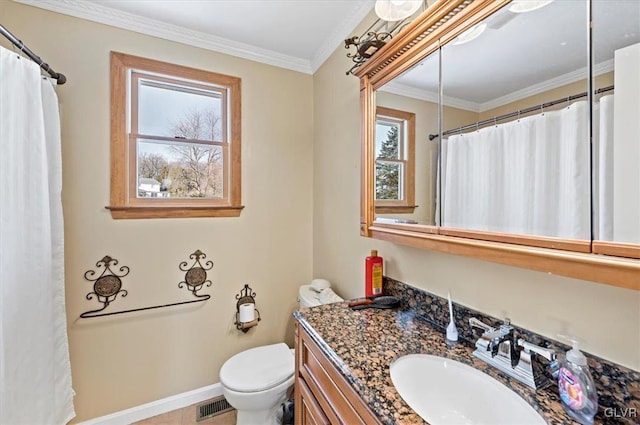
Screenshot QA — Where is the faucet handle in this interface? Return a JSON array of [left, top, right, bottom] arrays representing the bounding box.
[[469, 317, 494, 333], [517, 339, 556, 362], [499, 318, 514, 334]]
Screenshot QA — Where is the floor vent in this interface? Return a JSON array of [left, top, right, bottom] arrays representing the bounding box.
[[196, 396, 233, 421]]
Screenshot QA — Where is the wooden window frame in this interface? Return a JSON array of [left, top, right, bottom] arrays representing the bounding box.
[[108, 52, 243, 219], [374, 106, 416, 214]]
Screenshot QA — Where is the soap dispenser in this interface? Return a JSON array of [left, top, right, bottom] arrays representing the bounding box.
[[557, 337, 598, 424]]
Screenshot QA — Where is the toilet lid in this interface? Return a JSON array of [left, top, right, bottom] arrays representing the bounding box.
[[220, 343, 294, 392]]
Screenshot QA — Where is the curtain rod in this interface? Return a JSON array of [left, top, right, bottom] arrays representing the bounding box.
[[428, 85, 614, 141], [0, 24, 66, 85]]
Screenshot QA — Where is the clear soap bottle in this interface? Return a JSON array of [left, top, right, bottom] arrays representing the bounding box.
[[557, 339, 598, 424]]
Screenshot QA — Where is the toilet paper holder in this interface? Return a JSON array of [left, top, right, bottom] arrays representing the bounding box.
[[234, 284, 261, 333]]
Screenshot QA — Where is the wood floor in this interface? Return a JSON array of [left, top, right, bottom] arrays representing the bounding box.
[[132, 402, 236, 425]]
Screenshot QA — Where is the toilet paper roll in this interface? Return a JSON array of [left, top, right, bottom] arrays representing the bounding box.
[[239, 303, 255, 323]]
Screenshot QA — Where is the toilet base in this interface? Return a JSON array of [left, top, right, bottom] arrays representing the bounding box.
[[236, 404, 282, 425], [222, 375, 294, 425]]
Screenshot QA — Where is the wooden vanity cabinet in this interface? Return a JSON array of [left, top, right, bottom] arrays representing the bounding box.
[[294, 323, 382, 425]]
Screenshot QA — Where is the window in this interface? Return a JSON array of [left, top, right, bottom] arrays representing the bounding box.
[[109, 52, 242, 219], [375, 106, 415, 213]]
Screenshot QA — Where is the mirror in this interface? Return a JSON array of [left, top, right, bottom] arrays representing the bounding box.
[[375, 51, 439, 226], [357, 0, 640, 288], [592, 0, 640, 254], [439, 0, 590, 245]]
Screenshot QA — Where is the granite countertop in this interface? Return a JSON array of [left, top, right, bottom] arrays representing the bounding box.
[[294, 301, 576, 425]]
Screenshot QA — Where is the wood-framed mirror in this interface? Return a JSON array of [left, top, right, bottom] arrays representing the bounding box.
[[590, 0, 640, 260], [356, 0, 640, 290]]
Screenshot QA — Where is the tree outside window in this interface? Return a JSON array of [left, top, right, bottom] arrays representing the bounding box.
[[375, 107, 416, 213]]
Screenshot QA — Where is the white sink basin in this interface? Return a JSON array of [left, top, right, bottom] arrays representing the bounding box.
[[390, 354, 546, 425]]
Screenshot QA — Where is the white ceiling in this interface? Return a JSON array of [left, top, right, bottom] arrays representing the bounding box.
[[16, 0, 638, 95], [13, 0, 376, 73], [383, 0, 640, 112]]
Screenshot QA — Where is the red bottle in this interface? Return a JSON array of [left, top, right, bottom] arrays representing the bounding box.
[[365, 250, 383, 298]]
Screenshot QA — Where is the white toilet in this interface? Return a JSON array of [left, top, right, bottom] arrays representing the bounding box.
[[220, 282, 343, 425], [220, 343, 295, 425]]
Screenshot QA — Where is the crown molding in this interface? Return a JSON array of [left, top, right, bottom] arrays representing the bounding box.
[[310, 0, 375, 73], [380, 59, 615, 113], [479, 59, 615, 112], [12, 0, 313, 74], [380, 81, 482, 112]]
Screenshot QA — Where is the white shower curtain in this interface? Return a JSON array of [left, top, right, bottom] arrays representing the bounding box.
[[593, 94, 615, 241], [0, 46, 75, 424], [441, 101, 590, 240]]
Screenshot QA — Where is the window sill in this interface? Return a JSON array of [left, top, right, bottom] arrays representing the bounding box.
[[106, 205, 244, 219], [375, 205, 418, 214]]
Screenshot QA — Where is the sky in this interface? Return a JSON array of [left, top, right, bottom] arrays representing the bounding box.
[[136, 79, 223, 161]]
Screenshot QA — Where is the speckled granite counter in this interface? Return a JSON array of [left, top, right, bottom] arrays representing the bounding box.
[[295, 287, 640, 425], [295, 302, 573, 424]]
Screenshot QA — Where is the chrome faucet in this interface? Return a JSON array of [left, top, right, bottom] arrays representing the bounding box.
[[469, 317, 559, 390]]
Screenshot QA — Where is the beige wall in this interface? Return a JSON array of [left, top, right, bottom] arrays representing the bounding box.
[[2, 1, 313, 422], [313, 13, 640, 371]]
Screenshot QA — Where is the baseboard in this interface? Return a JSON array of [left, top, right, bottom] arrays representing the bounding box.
[[77, 383, 223, 425]]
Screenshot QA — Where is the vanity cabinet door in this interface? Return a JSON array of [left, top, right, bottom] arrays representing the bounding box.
[[294, 324, 382, 425], [297, 379, 330, 425]]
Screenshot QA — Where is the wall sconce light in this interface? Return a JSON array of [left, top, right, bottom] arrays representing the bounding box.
[[345, 19, 402, 75], [345, 1, 431, 75], [234, 284, 261, 333]]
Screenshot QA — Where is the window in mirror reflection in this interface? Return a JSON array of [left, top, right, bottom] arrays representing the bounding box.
[[375, 107, 415, 214]]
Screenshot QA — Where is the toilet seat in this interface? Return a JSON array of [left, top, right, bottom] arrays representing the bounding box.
[[220, 343, 294, 393]]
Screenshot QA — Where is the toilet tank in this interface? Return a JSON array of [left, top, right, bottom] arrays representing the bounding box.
[[298, 284, 343, 308]]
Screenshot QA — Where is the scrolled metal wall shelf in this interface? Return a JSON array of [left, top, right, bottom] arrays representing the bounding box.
[[80, 250, 213, 319]]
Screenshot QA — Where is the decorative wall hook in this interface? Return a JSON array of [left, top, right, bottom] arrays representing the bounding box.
[[234, 284, 261, 333], [178, 249, 213, 299], [80, 255, 130, 318], [80, 251, 212, 319]]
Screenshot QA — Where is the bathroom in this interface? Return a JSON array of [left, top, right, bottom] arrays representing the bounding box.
[[0, 0, 638, 424]]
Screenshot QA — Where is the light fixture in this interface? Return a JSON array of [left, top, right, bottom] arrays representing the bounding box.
[[452, 22, 487, 45], [375, 0, 423, 22], [345, 0, 435, 74], [345, 18, 404, 75], [508, 0, 554, 14]]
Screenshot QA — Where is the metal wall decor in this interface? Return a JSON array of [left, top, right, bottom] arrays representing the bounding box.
[[234, 284, 260, 333], [80, 250, 212, 319], [80, 255, 129, 318], [178, 249, 213, 299]]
